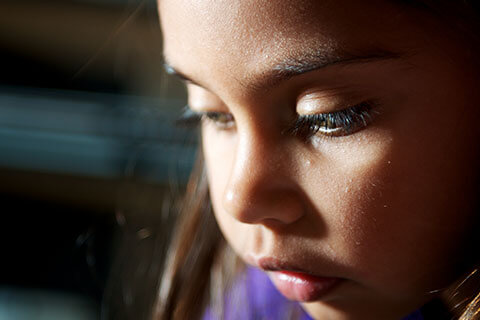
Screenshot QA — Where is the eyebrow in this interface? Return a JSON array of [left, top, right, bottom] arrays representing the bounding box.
[[164, 48, 401, 91]]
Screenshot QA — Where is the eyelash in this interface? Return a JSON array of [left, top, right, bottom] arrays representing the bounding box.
[[290, 101, 375, 138], [177, 107, 235, 129], [176, 102, 376, 138]]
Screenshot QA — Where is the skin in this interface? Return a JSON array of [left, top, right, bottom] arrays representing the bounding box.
[[159, 1, 480, 319]]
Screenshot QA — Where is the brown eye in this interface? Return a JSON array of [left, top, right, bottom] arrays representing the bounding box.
[[176, 107, 235, 130], [203, 111, 235, 130]]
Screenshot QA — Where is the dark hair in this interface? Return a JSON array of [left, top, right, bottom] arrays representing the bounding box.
[[154, 1, 480, 319], [154, 152, 227, 319]]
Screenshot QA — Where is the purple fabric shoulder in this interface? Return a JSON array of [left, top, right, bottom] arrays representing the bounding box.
[[203, 267, 311, 320], [202, 266, 424, 320]]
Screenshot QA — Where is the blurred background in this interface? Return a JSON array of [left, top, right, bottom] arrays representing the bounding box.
[[0, 0, 193, 319]]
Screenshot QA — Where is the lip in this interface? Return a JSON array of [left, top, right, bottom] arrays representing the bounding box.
[[268, 270, 341, 302], [252, 257, 342, 302]]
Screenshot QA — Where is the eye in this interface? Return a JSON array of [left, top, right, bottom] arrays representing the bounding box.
[[291, 101, 375, 139], [176, 106, 235, 130], [202, 111, 235, 129]]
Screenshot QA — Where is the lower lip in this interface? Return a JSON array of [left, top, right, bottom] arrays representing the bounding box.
[[269, 271, 340, 302]]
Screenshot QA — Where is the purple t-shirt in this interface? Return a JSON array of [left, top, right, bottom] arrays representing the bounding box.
[[203, 267, 424, 320]]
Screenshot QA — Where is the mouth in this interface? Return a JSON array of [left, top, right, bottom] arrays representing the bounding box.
[[253, 257, 342, 302]]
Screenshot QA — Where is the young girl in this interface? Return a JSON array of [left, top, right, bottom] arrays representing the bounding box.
[[155, 1, 480, 319]]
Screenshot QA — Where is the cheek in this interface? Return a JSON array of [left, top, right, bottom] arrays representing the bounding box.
[[302, 129, 395, 259], [202, 127, 244, 246], [307, 108, 479, 296]]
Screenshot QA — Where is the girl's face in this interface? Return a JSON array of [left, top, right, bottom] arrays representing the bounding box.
[[160, 0, 480, 319]]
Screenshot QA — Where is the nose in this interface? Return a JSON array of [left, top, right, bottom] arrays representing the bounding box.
[[222, 128, 305, 227]]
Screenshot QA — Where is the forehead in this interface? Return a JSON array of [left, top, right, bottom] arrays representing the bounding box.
[[159, 0, 423, 92]]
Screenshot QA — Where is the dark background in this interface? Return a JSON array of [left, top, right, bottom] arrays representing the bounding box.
[[0, 1, 192, 319]]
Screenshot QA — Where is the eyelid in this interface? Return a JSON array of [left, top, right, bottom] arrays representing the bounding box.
[[296, 90, 364, 115], [186, 83, 225, 112]]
